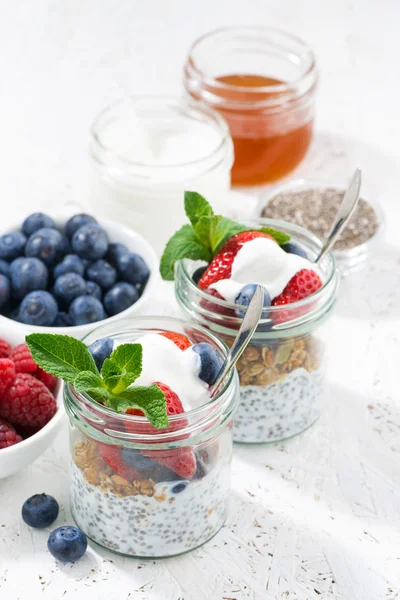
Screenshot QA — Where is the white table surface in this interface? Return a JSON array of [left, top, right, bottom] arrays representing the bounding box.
[[1, 1, 400, 599]]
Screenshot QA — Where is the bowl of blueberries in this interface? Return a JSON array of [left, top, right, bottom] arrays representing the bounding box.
[[0, 212, 157, 337]]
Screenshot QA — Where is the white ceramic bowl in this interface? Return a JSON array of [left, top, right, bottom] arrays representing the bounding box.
[[0, 322, 65, 478], [0, 216, 158, 338]]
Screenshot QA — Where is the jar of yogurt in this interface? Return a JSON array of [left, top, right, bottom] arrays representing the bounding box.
[[175, 219, 339, 443], [64, 317, 239, 557], [89, 96, 234, 255]]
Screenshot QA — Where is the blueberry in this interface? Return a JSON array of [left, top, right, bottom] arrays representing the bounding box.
[[10, 257, 48, 300], [19, 291, 58, 326], [22, 213, 56, 237], [54, 273, 86, 306], [116, 253, 149, 286], [84, 280, 102, 301], [47, 526, 87, 563], [235, 284, 271, 318], [103, 282, 139, 316], [22, 493, 59, 528], [54, 254, 85, 278], [64, 213, 98, 239], [171, 482, 188, 494], [87, 260, 117, 290], [54, 311, 72, 327], [69, 295, 105, 326], [88, 337, 114, 371], [191, 342, 223, 386], [0, 231, 27, 261], [121, 448, 156, 472], [281, 242, 308, 258], [106, 242, 129, 266], [60, 235, 71, 255], [192, 266, 207, 285], [25, 228, 64, 267], [0, 259, 11, 278], [0, 274, 10, 309], [71, 224, 108, 260]]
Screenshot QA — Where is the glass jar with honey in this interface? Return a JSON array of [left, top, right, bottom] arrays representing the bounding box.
[[184, 27, 318, 186]]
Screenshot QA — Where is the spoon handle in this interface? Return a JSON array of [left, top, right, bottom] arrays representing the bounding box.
[[210, 285, 265, 398], [315, 168, 362, 266]]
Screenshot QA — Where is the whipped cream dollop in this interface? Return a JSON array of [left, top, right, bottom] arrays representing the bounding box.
[[210, 237, 314, 302], [132, 334, 209, 411]]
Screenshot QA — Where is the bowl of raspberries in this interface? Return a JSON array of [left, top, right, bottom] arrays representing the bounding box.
[[0, 212, 157, 337], [0, 328, 64, 478]]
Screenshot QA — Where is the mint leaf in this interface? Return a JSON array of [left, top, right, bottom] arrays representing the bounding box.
[[184, 191, 214, 227], [108, 344, 142, 381], [210, 217, 250, 253], [73, 371, 103, 393], [107, 385, 168, 429], [160, 224, 212, 281], [259, 227, 290, 245], [26, 333, 98, 383]]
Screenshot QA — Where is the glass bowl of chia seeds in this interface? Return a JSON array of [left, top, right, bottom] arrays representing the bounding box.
[[260, 179, 385, 275]]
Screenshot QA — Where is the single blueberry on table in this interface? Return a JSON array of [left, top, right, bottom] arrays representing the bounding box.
[[22, 493, 59, 528], [103, 282, 139, 316], [69, 295, 105, 326], [25, 228, 64, 267], [281, 242, 308, 258], [54, 311, 72, 327], [191, 342, 224, 386], [235, 284, 271, 318], [171, 482, 188, 494], [116, 252, 150, 286], [86, 260, 117, 290], [0, 274, 10, 309], [54, 273, 86, 306], [22, 213, 56, 237], [0, 259, 11, 278], [71, 224, 108, 261], [84, 280, 102, 301], [47, 526, 87, 563], [64, 213, 98, 239], [0, 231, 27, 261], [54, 254, 85, 278], [192, 266, 207, 285], [106, 242, 129, 266], [10, 257, 48, 300], [18, 290, 58, 326], [88, 337, 114, 371]]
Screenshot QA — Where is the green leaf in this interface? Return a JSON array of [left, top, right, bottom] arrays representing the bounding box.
[[107, 385, 168, 429], [73, 371, 103, 393], [259, 227, 290, 245], [26, 333, 98, 383], [209, 217, 250, 253], [108, 344, 142, 381], [160, 224, 212, 281], [184, 191, 214, 227], [87, 388, 113, 403]]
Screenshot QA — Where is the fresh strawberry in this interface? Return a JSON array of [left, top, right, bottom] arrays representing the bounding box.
[[198, 231, 276, 289], [272, 269, 322, 324], [201, 288, 235, 318], [98, 444, 142, 481], [160, 332, 191, 351]]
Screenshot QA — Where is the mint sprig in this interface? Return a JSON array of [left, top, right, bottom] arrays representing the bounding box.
[[26, 333, 168, 429], [160, 191, 290, 280]]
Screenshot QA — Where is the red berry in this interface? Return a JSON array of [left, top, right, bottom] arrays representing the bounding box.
[[0, 339, 12, 359], [160, 332, 191, 351], [11, 344, 37, 374], [0, 373, 57, 428], [198, 231, 276, 289], [200, 288, 235, 318], [272, 269, 323, 324], [98, 444, 142, 481], [0, 418, 22, 449], [0, 358, 16, 396], [35, 368, 57, 391]]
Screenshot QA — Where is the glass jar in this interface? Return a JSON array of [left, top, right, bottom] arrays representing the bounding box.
[[64, 317, 239, 558], [89, 96, 234, 255], [184, 27, 318, 186], [175, 220, 339, 444]]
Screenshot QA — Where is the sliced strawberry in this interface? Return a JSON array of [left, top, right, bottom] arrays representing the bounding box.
[[198, 231, 276, 289], [160, 331, 191, 351], [200, 288, 235, 318], [99, 444, 142, 481], [272, 269, 323, 324]]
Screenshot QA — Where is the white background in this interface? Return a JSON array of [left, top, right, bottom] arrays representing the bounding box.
[[1, 1, 400, 599]]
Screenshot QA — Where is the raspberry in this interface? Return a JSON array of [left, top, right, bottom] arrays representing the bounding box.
[[0, 359, 16, 396], [10, 344, 37, 374], [0, 418, 22, 449], [0, 339, 12, 359], [35, 368, 57, 391], [0, 373, 57, 427]]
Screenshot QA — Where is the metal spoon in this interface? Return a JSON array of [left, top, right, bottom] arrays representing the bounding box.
[[315, 168, 362, 265], [210, 285, 265, 398]]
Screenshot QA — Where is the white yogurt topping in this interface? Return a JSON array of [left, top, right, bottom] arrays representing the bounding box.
[[210, 237, 314, 303], [132, 334, 209, 410]]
